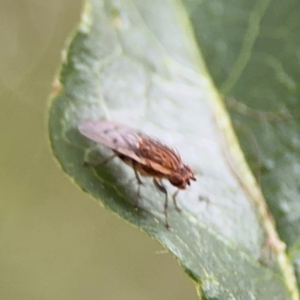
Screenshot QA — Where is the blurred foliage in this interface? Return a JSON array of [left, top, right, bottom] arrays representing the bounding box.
[[184, 0, 300, 290]]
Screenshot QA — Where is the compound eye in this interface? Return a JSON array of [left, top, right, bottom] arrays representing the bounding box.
[[169, 173, 184, 188]]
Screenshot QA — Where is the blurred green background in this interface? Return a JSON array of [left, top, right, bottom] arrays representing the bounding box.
[[0, 1, 198, 299]]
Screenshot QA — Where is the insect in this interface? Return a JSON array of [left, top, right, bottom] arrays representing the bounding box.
[[78, 120, 196, 229]]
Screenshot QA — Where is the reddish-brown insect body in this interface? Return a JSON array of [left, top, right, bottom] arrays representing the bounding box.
[[78, 120, 196, 229]]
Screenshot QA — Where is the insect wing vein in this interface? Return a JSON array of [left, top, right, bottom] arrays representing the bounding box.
[[78, 121, 144, 163]]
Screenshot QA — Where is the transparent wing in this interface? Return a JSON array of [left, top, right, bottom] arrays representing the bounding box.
[[78, 120, 143, 162]]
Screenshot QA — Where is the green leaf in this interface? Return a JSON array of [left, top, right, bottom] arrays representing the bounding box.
[[183, 0, 300, 295], [48, 0, 299, 299]]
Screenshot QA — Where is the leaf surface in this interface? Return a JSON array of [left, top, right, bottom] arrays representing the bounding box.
[[49, 0, 299, 298]]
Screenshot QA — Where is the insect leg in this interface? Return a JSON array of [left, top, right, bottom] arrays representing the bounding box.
[[83, 154, 117, 167], [172, 190, 181, 212], [133, 165, 143, 208], [153, 179, 170, 229]]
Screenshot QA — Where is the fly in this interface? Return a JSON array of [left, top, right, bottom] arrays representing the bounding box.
[[78, 120, 196, 229]]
